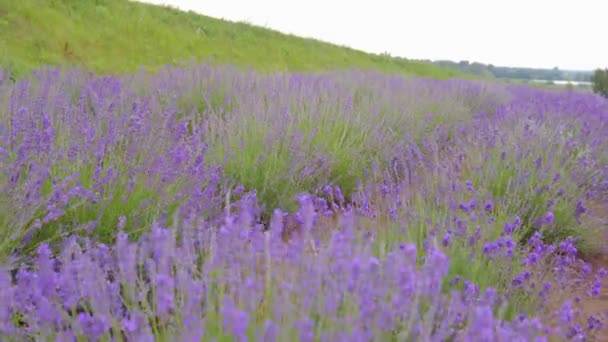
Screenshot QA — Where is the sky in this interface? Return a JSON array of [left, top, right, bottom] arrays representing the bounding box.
[[140, 0, 607, 71]]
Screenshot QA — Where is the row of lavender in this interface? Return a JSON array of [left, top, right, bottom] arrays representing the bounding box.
[[1, 63, 608, 340], [0, 204, 600, 341]]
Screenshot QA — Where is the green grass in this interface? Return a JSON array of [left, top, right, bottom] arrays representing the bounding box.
[[0, 0, 472, 79]]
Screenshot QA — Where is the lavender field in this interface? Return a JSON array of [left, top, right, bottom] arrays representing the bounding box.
[[1, 63, 608, 341]]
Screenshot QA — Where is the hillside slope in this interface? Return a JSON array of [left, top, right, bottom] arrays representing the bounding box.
[[0, 0, 470, 79]]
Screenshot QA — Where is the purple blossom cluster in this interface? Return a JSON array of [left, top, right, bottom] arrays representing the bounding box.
[[1, 63, 608, 340], [0, 206, 599, 341]]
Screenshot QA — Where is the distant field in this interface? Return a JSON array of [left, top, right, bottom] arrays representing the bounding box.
[[0, 0, 470, 79]]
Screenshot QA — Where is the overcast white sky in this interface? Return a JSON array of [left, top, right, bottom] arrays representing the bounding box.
[[140, 0, 607, 70]]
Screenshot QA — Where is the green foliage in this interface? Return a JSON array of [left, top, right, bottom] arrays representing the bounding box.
[[0, 0, 469, 80], [591, 68, 608, 98], [206, 95, 376, 213]]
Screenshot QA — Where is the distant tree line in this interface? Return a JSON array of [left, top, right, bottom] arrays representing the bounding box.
[[428, 60, 593, 82], [591, 68, 608, 98]]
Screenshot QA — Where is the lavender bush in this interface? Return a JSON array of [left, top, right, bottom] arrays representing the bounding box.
[[0, 198, 605, 341], [1, 63, 608, 340]]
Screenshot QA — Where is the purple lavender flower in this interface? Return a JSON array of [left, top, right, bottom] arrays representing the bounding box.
[[442, 230, 452, 247], [559, 301, 574, 323], [77, 312, 110, 341], [466, 180, 475, 192], [525, 252, 539, 266], [484, 200, 494, 212], [155, 273, 175, 317], [297, 318, 315, 342], [543, 211, 555, 225]]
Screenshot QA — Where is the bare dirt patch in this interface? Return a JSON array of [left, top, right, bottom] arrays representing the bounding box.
[[572, 196, 608, 340]]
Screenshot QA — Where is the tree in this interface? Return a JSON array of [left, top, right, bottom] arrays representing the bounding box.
[[591, 68, 608, 98]]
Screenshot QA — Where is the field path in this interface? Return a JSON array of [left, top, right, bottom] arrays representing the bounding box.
[[577, 196, 608, 341]]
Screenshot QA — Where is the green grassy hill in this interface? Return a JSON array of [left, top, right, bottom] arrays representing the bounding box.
[[0, 0, 471, 79]]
